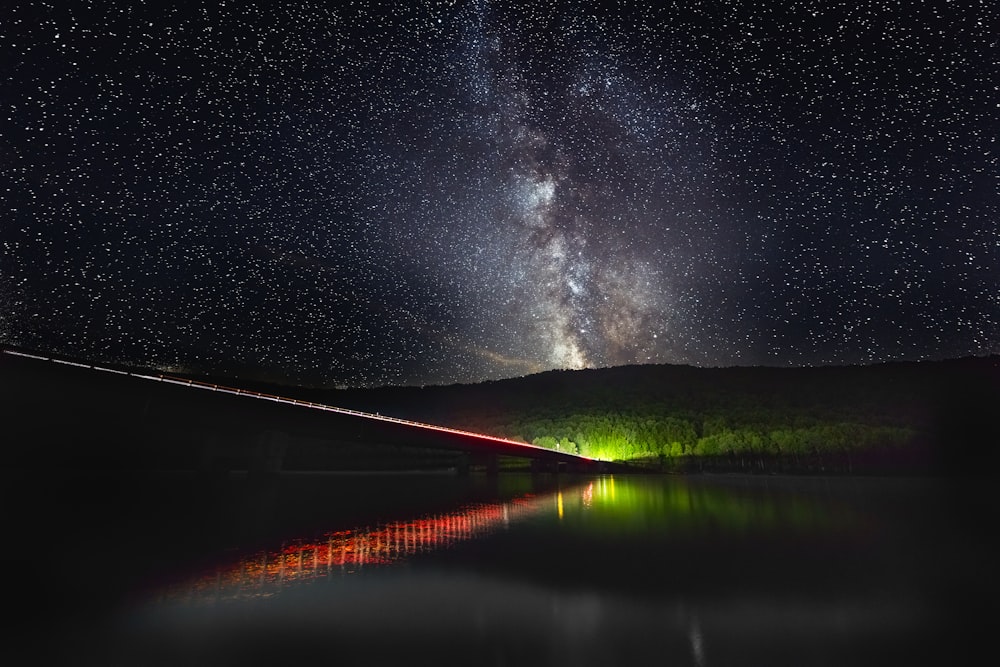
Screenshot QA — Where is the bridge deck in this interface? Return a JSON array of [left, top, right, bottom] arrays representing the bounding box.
[[2, 348, 605, 471]]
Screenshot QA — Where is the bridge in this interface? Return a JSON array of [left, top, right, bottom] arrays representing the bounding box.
[[1, 348, 608, 475]]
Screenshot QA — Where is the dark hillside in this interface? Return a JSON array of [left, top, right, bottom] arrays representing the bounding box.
[[311, 357, 999, 474], [3, 344, 997, 474]]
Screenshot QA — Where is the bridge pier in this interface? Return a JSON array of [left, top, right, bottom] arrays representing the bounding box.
[[455, 453, 499, 476], [196, 429, 288, 479], [530, 459, 560, 474], [484, 454, 499, 477], [249, 429, 289, 479], [197, 433, 231, 479]]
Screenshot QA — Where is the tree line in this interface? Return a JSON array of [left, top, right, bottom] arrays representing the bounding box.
[[311, 356, 999, 474]]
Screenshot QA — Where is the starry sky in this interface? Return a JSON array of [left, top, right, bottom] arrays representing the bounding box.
[[2, 0, 997, 387]]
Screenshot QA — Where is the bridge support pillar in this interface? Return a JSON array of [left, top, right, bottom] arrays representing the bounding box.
[[250, 429, 288, 479], [484, 454, 499, 477], [530, 459, 558, 474], [197, 434, 230, 479]]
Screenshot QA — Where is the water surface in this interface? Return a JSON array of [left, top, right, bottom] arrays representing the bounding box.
[[4, 470, 993, 666]]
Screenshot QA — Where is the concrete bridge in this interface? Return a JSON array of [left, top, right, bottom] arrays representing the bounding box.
[[1, 348, 608, 475]]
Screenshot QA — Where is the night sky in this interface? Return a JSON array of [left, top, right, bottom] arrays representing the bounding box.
[[2, 1, 997, 388]]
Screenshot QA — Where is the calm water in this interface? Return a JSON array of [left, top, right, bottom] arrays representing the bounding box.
[[4, 469, 995, 666]]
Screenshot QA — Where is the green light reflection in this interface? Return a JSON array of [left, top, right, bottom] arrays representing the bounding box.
[[555, 474, 867, 538]]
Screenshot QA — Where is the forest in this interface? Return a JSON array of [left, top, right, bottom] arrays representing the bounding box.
[[302, 356, 999, 474]]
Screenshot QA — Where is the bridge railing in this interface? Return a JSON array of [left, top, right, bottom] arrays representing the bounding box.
[[3, 348, 597, 462]]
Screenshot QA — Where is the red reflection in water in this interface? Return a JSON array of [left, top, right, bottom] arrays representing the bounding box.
[[163, 488, 574, 603]]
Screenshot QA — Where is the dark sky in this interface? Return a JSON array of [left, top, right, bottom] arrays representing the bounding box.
[[2, 1, 997, 387]]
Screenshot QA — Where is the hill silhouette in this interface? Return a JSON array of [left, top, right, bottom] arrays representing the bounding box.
[[300, 356, 997, 474], [3, 344, 997, 474]]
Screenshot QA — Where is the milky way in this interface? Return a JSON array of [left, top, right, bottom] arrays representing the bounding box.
[[2, 1, 997, 387]]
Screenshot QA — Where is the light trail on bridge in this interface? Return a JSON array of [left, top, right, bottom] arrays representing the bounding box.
[[2, 348, 599, 463]]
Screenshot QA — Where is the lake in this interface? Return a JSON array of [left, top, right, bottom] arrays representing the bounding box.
[[3, 469, 993, 666]]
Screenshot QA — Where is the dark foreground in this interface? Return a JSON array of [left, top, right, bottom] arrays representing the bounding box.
[[2, 469, 995, 666]]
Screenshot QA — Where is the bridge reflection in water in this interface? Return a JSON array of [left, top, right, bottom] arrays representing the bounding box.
[[68, 474, 974, 667], [161, 482, 592, 605]]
